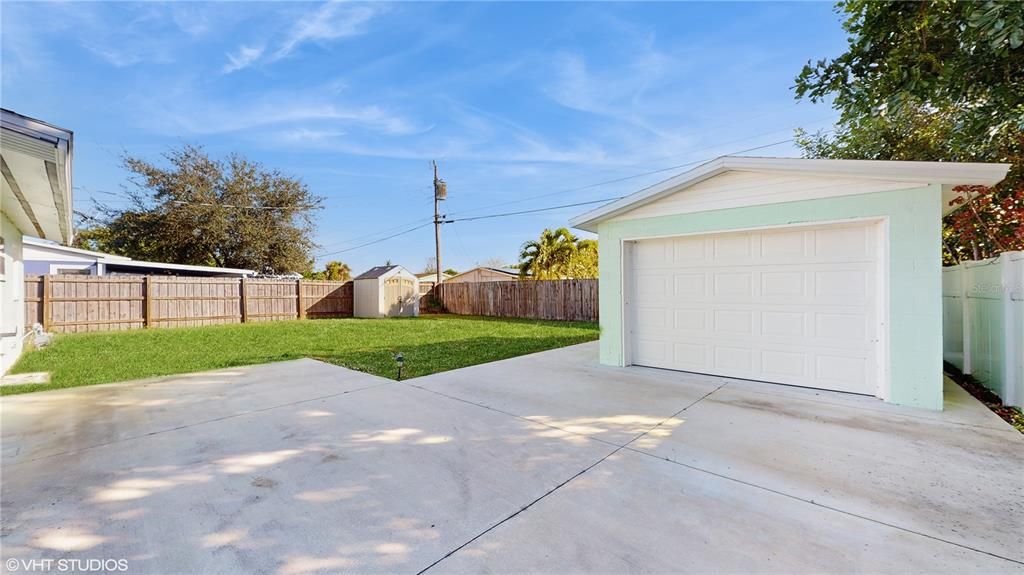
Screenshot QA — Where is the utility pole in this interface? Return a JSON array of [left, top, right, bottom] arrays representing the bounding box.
[[432, 160, 447, 289]]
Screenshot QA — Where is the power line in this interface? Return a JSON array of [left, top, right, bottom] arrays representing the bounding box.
[[443, 197, 623, 223], [310, 137, 816, 257], [170, 200, 318, 211], [445, 137, 799, 218], [316, 217, 435, 250], [316, 222, 434, 258]]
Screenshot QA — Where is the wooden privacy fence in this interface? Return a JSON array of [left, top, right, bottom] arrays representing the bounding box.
[[24, 275, 353, 333], [435, 279, 598, 322]]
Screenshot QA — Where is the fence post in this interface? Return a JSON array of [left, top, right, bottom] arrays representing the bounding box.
[[961, 262, 973, 375], [41, 275, 51, 330], [296, 279, 305, 319], [1001, 252, 1022, 407], [143, 276, 153, 327], [240, 277, 249, 323]]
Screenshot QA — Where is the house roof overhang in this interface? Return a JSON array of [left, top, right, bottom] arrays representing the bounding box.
[[1, 109, 74, 244], [569, 156, 1012, 233]]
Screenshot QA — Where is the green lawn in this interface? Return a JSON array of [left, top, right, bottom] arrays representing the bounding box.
[[3, 315, 598, 395]]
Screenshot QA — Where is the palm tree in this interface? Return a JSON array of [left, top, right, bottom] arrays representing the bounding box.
[[519, 228, 578, 279]]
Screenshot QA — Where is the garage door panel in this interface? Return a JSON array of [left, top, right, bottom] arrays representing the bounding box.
[[671, 236, 706, 263], [760, 311, 805, 337], [673, 309, 707, 331], [635, 274, 670, 298], [628, 222, 881, 396], [815, 312, 870, 341], [814, 225, 875, 258], [633, 338, 669, 365], [761, 350, 808, 378], [760, 229, 807, 258], [672, 342, 708, 370], [761, 271, 805, 297], [712, 272, 754, 298], [713, 309, 753, 334], [815, 269, 870, 297], [814, 355, 870, 392], [712, 234, 753, 260], [634, 307, 669, 329], [713, 346, 753, 373], [672, 273, 705, 298]]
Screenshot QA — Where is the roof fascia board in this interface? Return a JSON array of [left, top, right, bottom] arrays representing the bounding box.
[[569, 157, 726, 230], [570, 156, 1011, 231]]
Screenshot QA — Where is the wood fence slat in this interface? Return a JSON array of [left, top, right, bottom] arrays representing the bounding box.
[[25, 275, 354, 333], [434, 279, 597, 322]]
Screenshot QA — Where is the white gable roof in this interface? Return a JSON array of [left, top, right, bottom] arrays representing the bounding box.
[[569, 156, 1011, 232]]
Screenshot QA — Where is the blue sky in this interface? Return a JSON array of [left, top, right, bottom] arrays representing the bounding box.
[[1, 1, 847, 274]]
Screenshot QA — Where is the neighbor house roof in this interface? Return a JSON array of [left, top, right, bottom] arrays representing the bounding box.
[[416, 271, 454, 280], [355, 265, 401, 280], [23, 236, 254, 276], [569, 156, 1012, 232], [480, 267, 518, 277], [23, 236, 131, 260], [449, 266, 519, 281], [1, 108, 74, 244], [103, 259, 254, 276]]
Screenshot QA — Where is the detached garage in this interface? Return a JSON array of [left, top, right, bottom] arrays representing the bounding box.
[[570, 156, 1009, 410]]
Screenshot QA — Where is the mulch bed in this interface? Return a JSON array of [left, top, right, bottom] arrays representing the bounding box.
[[944, 362, 1024, 434]]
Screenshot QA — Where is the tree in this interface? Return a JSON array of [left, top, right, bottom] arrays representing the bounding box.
[[443, 268, 459, 276], [478, 257, 508, 269], [81, 145, 322, 274], [518, 228, 598, 279], [324, 261, 352, 281], [423, 257, 437, 274], [794, 0, 1024, 262], [519, 228, 577, 279], [566, 238, 598, 279]]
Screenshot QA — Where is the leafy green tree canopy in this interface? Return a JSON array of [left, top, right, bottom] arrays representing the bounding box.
[[794, 0, 1024, 262], [795, 0, 1023, 147], [518, 228, 598, 279], [78, 145, 322, 274]]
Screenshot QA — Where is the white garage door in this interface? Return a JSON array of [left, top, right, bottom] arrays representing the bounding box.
[[628, 221, 882, 395]]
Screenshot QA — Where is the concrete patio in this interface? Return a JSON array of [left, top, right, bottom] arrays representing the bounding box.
[[1, 342, 1022, 574]]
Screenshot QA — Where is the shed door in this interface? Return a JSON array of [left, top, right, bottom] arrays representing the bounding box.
[[627, 221, 882, 395], [384, 277, 416, 316]]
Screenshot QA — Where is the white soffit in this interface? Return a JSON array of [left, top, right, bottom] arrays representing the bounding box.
[[570, 156, 1012, 232], [1, 110, 74, 244]]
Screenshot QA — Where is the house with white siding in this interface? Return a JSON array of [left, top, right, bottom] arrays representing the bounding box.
[[1, 109, 74, 373]]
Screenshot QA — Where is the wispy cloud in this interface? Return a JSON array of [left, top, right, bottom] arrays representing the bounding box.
[[275, 2, 382, 60], [223, 45, 265, 73], [223, 2, 385, 73], [134, 79, 420, 139]]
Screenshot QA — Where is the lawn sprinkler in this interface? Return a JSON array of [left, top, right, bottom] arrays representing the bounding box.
[[394, 352, 405, 380]]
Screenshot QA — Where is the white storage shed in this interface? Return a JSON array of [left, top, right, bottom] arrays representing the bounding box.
[[353, 265, 420, 318]]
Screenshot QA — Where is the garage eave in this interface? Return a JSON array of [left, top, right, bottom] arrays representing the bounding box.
[[569, 156, 1011, 232]]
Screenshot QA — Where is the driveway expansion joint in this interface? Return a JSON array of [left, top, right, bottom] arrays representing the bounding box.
[[621, 441, 1024, 566], [415, 379, 729, 574]]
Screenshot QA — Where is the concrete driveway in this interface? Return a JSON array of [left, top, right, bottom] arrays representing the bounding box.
[[2, 343, 1022, 574]]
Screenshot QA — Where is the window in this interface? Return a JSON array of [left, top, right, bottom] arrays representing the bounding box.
[[49, 263, 93, 275]]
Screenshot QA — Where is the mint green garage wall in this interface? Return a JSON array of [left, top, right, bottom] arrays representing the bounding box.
[[596, 184, 944, 410]]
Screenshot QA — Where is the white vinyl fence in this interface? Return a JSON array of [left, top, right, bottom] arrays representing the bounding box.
[[942, 252, 1024, 407]]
